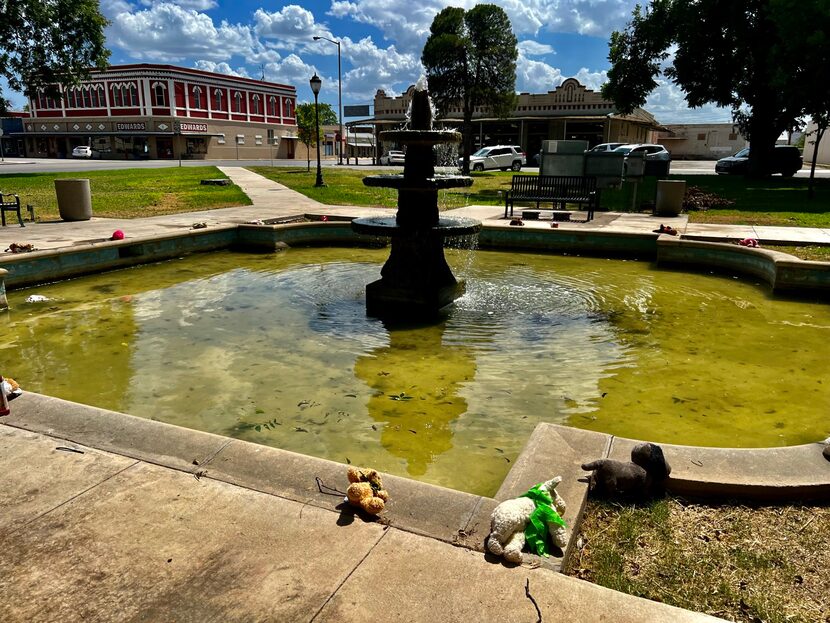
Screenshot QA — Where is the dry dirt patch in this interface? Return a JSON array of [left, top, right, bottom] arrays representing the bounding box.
[[567, 498, 830, 622]]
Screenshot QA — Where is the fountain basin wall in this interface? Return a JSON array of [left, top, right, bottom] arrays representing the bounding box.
[[656, 236, 830, 293], [1, 220, 829, 296]]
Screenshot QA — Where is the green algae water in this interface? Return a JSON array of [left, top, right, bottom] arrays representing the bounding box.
[[2, 247, 828, 496]]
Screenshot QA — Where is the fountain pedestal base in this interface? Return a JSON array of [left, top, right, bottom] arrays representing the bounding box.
[[365, 278, 467, 318]]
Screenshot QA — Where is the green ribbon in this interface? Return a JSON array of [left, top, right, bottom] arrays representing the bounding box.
[[521, 483, 566, 557]]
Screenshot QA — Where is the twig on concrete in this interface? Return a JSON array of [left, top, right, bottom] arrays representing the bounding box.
[[525, 578, 542, 623], [316, 476, 346, 497]]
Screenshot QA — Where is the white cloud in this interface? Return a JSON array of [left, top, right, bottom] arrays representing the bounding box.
[[519, 40, 555, 56], [100, 0, 134, 16], [515, 56, 564, 93], [573, 68, 607, 91], [254, 5, 336, 52], [139, 0, 217, 9], [193, 61, 249, 78], [107, 3, 258, 62], [645, 79, 732, 124], [328, 0, 443, 51], [264, 54, 319, 91]]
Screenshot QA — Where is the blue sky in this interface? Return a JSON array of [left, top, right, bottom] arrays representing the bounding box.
[[7, 0, 732, 124]]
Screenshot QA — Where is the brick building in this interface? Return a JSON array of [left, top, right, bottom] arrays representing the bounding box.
[[19, 63, 298, 160]]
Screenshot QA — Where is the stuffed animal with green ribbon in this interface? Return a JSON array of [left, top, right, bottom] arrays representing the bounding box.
[[486, 477, 568, 564]]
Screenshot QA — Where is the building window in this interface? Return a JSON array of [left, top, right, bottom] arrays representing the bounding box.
[[697, 133, 706, 140], [283, 98, 293, 118], [267, 129, 275, 144], [252, 94, 261, 115], [217, 133, 226, 144], [269, 96, 277, 116], [729, 133, 738, 140], [214, 89, 223, 110], [233, 91, 243, 113], [255, 135, 263, 145], [94, 86, 104, 107], [121, 85, 130, 107], [193, 86, 202, 109], [236, 134, 245, 145], [153, 82, 167, 107], [130, 84, 138, 106]]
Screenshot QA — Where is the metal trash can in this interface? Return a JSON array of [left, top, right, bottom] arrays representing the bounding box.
[[54, 178, 92, 221], [655, 180, 686, 216]]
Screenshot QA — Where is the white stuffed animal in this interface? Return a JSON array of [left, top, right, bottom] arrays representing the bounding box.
[[486, 477, 567, 564]]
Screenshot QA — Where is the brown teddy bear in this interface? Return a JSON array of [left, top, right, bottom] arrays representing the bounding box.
[[346, 467, 389, 515]]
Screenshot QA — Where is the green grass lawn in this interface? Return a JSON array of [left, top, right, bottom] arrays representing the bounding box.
[[0, 166, 250, 221], [248, 165, 515, 210], [250, 166, 830, 228], [681, 175, 830, 228]]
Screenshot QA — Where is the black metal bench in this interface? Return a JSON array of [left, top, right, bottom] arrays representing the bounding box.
[[504, 175, 598, 221], [0, 192, 25, 227]]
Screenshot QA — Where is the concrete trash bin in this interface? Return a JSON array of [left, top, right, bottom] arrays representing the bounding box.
[[55, 178, 92, 221], [655, 180, 686, 216]]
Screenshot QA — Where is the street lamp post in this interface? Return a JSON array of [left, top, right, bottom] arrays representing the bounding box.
[[309, 73, 326, 188], [313, 35, 343, 165]]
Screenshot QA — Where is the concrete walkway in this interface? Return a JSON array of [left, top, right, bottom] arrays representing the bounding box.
[[0, 395, 721, 623], [2, 167, 828, 621], [1, 166, 830, 252]]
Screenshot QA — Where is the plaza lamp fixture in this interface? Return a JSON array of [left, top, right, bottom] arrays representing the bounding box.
[[309, 73, 326, 188], [312, 35, 343, 165]]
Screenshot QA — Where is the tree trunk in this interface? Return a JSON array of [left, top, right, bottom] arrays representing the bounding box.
[[808, 125, 826, 200], [746, 113, 780, 179], [461, 108, 474, 175]]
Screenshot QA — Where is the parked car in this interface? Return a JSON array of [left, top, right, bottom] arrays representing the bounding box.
[[587, 142, 626, 153], [612, 143, 671, 175], [715, 145, 802, 177], [534, 142, 626, 165], [71, 145, 92, 158], [379, 150, 405, 165], [462, 145, 525, 172], [612, 143, 671, 161]]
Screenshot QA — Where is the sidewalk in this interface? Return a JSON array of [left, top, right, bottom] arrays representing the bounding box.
[[1, 166, 829, 252], [0, 395, 720, 623]]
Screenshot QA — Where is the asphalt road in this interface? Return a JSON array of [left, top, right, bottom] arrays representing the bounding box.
[[0, 156, 827, 177]]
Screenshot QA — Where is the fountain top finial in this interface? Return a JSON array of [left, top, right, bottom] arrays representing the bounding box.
[[409, 79, 432, 132]]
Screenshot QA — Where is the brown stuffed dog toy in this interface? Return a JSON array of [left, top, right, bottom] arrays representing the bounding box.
[[582, 442, 671, 501]]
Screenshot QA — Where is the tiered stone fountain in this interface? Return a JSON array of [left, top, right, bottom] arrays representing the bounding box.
[[351, 84, 481, 318]]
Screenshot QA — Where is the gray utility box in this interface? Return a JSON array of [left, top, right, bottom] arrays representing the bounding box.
[[623, 152, 647, 178], [584, 152, 625, 189], [540, 140, 588, 176]]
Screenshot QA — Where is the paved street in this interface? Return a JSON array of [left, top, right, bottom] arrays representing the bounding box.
[[1, 155, 828, 177]]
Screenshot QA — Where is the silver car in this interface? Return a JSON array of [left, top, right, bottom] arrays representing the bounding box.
[[612, 143, 671, 161], [587, 142, 625, 153], [463, 145, 525, 172]]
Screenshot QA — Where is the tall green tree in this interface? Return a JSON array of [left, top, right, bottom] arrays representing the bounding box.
[[0, 0, 110, 112], [603, 0, 817, 178], [771, 0, 830, 197], [422, 4, 518, 174], [296, 102, 337, 171]]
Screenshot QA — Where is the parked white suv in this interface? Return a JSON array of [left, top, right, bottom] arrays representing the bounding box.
[[462, 145, 526, 172]]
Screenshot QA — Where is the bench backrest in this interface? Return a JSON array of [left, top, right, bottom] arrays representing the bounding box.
[[509, 175, 539, 195], [510, 175, 596, 197], [539, 175, 596, 198]]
